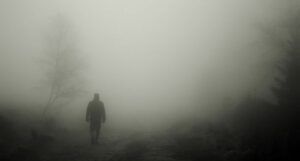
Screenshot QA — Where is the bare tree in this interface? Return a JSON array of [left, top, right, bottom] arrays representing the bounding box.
[[40, 16, 84, 117]]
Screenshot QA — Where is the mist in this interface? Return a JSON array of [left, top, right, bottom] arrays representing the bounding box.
[[1, 0, 300, 161], [0, 0, 283, 127]]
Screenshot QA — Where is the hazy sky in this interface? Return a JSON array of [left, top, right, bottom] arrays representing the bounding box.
[[0, 0, 295, 128]]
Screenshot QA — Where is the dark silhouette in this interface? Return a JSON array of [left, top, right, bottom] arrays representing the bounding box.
[[86, 93, 106, 145]]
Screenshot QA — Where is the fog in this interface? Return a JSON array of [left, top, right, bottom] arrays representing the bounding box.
[[0, 0, 294, 130], [3, 1, 300, 161]]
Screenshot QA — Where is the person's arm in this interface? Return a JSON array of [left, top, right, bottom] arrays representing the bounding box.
[[86, 102, 91, 122], [102, 103, 106, 123]]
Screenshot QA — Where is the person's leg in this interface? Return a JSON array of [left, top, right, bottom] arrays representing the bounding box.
[[90, 131, 94, 144], [95, 124, 101, 144], [90, 123, 96, 145]]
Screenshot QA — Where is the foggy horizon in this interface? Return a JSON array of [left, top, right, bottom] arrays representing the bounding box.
[[0, 0, 297, 129]]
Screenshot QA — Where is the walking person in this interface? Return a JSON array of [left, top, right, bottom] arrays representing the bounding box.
[[86, 93, 106, 145]]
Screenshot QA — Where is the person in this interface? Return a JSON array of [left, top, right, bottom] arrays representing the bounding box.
[[86, 93, 106, 145]]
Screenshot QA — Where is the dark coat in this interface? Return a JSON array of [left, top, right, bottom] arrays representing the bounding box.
[[86, 100, 106, 124]]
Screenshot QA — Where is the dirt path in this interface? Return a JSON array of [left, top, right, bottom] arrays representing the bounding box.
[[36, 131, 181, 161]]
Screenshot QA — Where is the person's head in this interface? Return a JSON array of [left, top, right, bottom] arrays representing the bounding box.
[[93, 93, 100, 101]]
